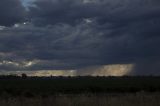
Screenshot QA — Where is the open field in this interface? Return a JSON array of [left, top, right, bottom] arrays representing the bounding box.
[[0, 92, 160, 106], [0, 76, 160, 106], [0, 76, 160, 95]]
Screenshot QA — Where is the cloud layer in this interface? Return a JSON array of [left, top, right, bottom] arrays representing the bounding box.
[[0, 0, 27, 26], [0, 0, 160, 75]]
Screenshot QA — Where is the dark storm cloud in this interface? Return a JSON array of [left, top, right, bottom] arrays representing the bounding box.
[[29, 0, 160, 25], [28, 0, 101, 25], [130, 59, 160, 76], [0, 23, 104, 70], [0, 0, 160, 75], [0, 0, 26, 26]]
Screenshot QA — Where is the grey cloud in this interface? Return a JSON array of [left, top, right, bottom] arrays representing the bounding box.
[[29, 0, 160, 26], [0, 0, 26, 26], [130, 59, 160, 76], [0, 23, 105, 70], [0, 17, 160, 73], [0, 0, 160, 75]]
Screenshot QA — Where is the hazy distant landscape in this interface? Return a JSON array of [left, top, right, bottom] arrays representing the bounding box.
[[0, 76, 160, 106]]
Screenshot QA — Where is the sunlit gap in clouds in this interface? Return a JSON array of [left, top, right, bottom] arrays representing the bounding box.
[[77, 64, 134, 76], [0, 64, 134, 77]]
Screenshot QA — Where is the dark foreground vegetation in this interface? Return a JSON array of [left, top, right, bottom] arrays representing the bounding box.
[[0, 75, 160, 106], [0, 76, 160, 96], [0, 93, 160, 106]]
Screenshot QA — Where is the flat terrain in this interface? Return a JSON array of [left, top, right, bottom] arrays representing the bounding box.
[[0, 92, 160, 106], [0, 76, 160, 95], [0, 76, 160, 106]]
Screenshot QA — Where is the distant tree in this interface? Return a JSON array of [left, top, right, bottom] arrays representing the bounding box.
[[22, 73, 27, 79]]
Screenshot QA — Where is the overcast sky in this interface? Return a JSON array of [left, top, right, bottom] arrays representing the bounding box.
[[0, 0, 160, 76]]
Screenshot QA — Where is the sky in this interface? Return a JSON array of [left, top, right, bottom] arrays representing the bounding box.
[[0, 0, 160, 76]]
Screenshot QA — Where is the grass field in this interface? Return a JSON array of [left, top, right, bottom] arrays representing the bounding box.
[[0, 76, 160, 95], [0, 76, 160, 106], [0, 92, 160, 106]]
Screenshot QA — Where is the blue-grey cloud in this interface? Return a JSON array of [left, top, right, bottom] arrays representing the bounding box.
[[29, 0, 160, 25], [0, 0, 27, 26], [0, 0, 160, 75]]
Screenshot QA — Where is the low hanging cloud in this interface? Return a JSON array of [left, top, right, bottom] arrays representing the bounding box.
[[0, 0, 160, 75]]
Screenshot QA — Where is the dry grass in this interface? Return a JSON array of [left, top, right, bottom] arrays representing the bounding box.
[[0, 92, 160, 106]]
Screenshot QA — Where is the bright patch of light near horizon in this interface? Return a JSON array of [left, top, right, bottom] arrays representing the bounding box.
[[0, 70, 77, 77], [93, 64, 133, 76], [78, 64, 134, 76], [0, 64, 134, 76], [33, 70, 76, 76]]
